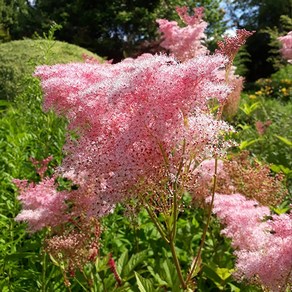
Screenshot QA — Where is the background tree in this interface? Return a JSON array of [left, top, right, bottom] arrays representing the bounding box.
[[224, 0, 292, 81], [5, 0, 226, 61], [0, 0, 32, 42]]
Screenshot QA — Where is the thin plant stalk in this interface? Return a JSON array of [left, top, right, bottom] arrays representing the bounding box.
[[169, 234, 187, 290], [145, 189, 187, 289], [186, 158, 218, 284], [168, 188, 187, 290], [145, 203, 170, 244], [41, 251, 47, 292]]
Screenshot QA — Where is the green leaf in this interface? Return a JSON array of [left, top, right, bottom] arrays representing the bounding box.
[[203, 264, 233, 290], [134, 271, 155, 292], [274, 135, 292, 147], [228, 283, 241, 292], [271, 206, 291, 215], [95, 254, 111, 272], [117, 250, 129, 275], [215, 267, 234, 281], [147, 266, 168, 287], [270, 164, 292, 175], [122, 249, 148, 278], [160, 259, 180, 290], [239, 138, 262, 150], [237, 124, 251, 131], [239, 102, 260, 116]]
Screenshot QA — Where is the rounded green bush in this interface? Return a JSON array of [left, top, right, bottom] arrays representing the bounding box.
[[0, 39, 101, 100]]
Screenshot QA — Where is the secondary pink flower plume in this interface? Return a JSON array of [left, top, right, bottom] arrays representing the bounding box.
[[211, 193, 292, 291], [157, 6, 208, 61], [278, 31, 292, 63], [216, 29, 254, 66], [13, 178, 68, 232]]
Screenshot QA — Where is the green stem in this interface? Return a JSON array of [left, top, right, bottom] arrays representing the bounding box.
[[171, 189, 178, 240], [169, 189, 187, 290], [169, 238, 187, 290], [186, 158, 218, 284], [41, 251, 47, 292], [145, 204, 170, 244]]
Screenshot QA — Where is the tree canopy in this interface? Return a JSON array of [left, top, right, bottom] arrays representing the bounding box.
[[1, 0, 226, 61], [225, 0, 292, 80]]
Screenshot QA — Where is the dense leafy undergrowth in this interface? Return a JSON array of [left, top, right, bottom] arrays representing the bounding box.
[[0, 38, 291, 291]]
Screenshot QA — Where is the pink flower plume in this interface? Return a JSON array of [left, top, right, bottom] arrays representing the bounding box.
[[211, 193, 292, 291]]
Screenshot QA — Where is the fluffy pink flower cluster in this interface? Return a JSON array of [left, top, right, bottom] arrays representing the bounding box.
[[278, 31, 292, 63], [13, 178, 68, 232], [211, 193, 292, 291], [157, 7, 208, 62], [14, 52, 233, 230]]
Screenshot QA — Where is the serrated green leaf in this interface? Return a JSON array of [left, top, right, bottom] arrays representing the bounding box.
[[122, 249, 148, 278], [147, 266, 168, 286], [117, 250, 129, 274], [134, 271, 154, 292], [161, 259, 180, 290]]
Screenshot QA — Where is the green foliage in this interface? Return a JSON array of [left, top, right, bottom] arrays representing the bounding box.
[[234, 91, 292, 195], [73, 204, 250, 291], [0, 39, 100, 100], [0, 74, 69, 290], [254, 65, 292, 102], [236, 94, 292, 167], [233, 45, 252, 77]]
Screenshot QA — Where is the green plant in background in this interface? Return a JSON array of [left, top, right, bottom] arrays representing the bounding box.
[[254, 65, 292, 102], [0, 38, 100, 101], [234, 90, 292, 194], [0, 75, 69, 291]]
